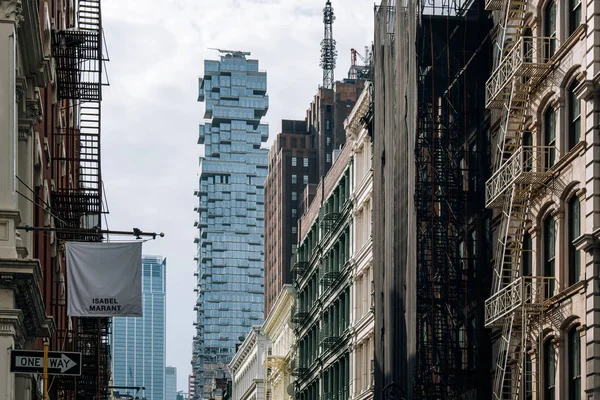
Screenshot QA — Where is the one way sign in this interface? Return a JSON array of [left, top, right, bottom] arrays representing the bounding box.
[[10, 350, 82, 376]]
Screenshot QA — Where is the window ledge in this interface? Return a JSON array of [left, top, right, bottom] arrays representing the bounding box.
[[553, 24, 587, 65]]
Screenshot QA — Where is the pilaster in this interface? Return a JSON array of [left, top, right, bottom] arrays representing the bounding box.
[[0, 1, 21, 260]]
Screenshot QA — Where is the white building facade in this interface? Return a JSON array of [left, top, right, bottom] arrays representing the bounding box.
[[229, 326, 270, 400], [263, 285, 296, 400], [485, 0, 600, 397], [345, 84, 374, 400]]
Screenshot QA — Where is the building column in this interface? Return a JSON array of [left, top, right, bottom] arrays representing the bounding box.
[[0, 1, 22, 260], [0, 288, 26, 400]]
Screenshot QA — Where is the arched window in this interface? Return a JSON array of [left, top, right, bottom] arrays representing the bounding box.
[[568, 196, 581, 286], [568, 326, 581, 399], [544, 108, 556, 168], [544, 216, 556, 297], [544, 338, 556, 400], [568, 82, 581, 150], [569, 0, 582, 37], [544, 0, 557, 58]]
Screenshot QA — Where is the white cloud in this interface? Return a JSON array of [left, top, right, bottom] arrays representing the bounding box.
[[101, 0, 374, 391]]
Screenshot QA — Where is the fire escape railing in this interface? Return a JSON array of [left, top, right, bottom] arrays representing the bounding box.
[[51, 1, 109, 399]]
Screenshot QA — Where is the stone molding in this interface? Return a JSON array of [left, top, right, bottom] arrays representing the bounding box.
[[0, 308, 26, 347], [0, 0, 23, 25], [0, 258, 55, 338]]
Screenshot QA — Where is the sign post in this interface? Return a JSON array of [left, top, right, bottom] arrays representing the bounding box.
[[43, 341, 48, 400], [10, 350, 82, 376]]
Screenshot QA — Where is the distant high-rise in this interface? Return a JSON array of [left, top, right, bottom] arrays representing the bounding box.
[[166, 366, 177, 400], [306, 80, 365, 178], [264, 120, 318, 314], [262, 80, 364, 318], [192, 50, 268, 400], [112, 256, 167, 400]]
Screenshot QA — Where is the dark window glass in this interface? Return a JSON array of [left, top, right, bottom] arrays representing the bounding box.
[[569, 83, 581, 150], [544, 108, 556, 168], [545, 1, 557, 58], [569, 196, 581, 286], [544, 216, 556, 297], [523, 131, 533, 172], [569, 326, 581, 399], [544, 339, 556, 400], [569, 0, 582, 37], [522, 232, 532, 277]]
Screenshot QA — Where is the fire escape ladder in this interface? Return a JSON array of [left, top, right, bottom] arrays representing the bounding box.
[[492, 314, 518, 400], [78, 0, 102, 32]]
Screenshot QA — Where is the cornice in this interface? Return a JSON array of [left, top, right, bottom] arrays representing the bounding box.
[[263, 286, 295, 335], [0, 258, 55, 338], [18, 0, 51, 87], [345, 82, 372, 141]]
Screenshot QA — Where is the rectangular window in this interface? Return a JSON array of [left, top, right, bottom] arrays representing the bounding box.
[[303, 175, 309, 185], [326, 136, 332, 146], [304, 157, 309, 167], [326, 120, 331, 130], [292, 174, 297, 184], [569, 0, 582, 36], [545, 109, 556, 168], [292, 209, 297, 218], [569, 86, 581, 150], [291, 157, 297, 167], [326, 153, 332, 163], [292, 226, 297, 234], [292, 192, 297, 201]]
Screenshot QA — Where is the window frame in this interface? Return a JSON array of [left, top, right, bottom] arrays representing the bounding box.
[[544, 215, 556, 296], [569, 0, 582, 37], [568, 325, 582, 399], [544, 337, 556, 400], [544, 107, 556, 168], [568, 82, 581, 151], [568, 196, 581, 286], [544, 0, 557, 58]]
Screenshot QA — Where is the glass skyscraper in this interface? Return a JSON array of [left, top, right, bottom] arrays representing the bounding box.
[[112, 255, 166, 400], [166, 366, 177, 400], [192, 50, 268, 400]]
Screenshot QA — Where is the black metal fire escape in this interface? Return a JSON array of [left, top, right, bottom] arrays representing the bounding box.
[[51, 1, 110, 399]]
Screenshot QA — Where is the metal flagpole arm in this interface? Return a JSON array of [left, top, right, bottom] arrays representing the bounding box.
[[16, 226, 165, 239]]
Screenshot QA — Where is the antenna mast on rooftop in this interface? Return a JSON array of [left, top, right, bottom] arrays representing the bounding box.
[[320, 0, 337, 89]]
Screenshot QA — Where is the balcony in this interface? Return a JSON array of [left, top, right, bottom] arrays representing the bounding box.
[[320, 265, 340, 288], [486, 36, 557, 109], [320, 322, 339, 351], [484, 276, 555, 327], [485, 145, 556, 208], [291, 253, 309, 276], [291, 358, 307, 377], [320, 212, 341, 237], [291, 304, 308, 325]]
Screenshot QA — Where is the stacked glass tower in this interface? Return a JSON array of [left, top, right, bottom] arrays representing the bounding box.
[[112, 256, 167, 400], [192, 50, 268, 400]]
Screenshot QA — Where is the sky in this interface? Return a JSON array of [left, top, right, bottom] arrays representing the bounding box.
[[100, 0, 375, 391]]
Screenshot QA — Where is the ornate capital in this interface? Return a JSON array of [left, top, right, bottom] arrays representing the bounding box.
[[0, 0, 24, 26], [15, 77, 26, 104], [26, 98, 42, 123], [18, 124, 31, 140]]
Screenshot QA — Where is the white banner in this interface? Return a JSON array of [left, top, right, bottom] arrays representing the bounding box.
[[66, 242, 143, 317]]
